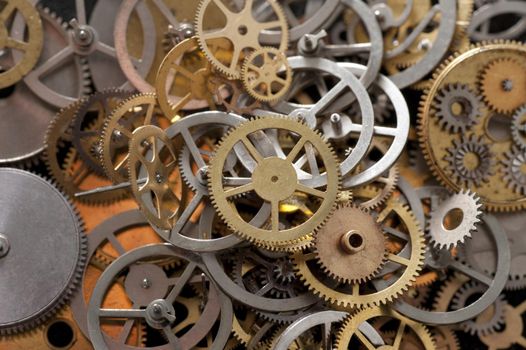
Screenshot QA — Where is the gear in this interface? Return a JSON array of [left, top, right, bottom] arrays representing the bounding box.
[[314, 204, 387, 284], [451, 280, 506, 336], [479, 58, 526, 114], [427, 189, 483, 250], [433, 83, 482, 132], [502, 146, 526, 196], [211, 76, 261, 114], [511, 105, 526, 151], [0, 0, 43, 89], [335, 306, 435, 350], [0, 169, 86, 335], [241, 47, 292, 103], [479, 301, 526, 350], [444, 135, 495, 188], [208, 117, 340, 250], [293, 197, 425, 308], [195, 0, 288, 79]]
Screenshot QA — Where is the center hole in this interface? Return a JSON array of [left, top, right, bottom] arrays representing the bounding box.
[[238, 25, 248, 35], [348, 233, 363, 248], [271, 175, 279, 183], [463, 152, 480, 171], [46, 320, 75, 349], [442, 208, 464, 230], [450, 101, 464, 116]]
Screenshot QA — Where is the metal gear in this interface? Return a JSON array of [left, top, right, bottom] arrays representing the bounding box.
[[211, 76, 261, 114], [314, 204, 388, 284], [0, 0, 43, 89], [511, 105, 526, 151], [433, 83, 482, 132], [479, 57, 526, 114], [427, 189, 483, 250], [444, 135, 495, 188], [195, 0, 289, 79], [241, 47, 292, 103], [208, 117, 341, 250], [479, 301, 526, 350], [0, 168, 86, 335], [501, 146, 526, 196]]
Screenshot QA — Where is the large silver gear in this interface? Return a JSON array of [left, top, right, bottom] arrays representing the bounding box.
[[511, 105, 526, 151], [0, 168, 86, 335], [427, 189, 483, 250], [502, 146, 526, 196], [433, 83, 482, 133]]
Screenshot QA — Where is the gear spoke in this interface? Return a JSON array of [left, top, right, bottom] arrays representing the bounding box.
[[355, 329, 376, 350], [296, 184, 325, 198], [99, 308, 146, 318], [224, 182, 254, 197], [166, 262, 197, 303]]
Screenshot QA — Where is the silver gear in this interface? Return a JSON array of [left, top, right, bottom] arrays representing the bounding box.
[[502, 146, 526, 196], [427, 190, 483, 250], [511, 105, 526, 151], [433, 83, 482, 133], [0, 169, 86, 335], [444, 135, 495, 188], [451, 281, 507, 337]]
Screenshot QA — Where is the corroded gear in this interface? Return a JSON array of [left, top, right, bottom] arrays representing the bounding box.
[[0, 0, 43, 89], [293, 197, 425, 308], [451, 281, 506, 337], [241, 47, 292, 103], [444, 135, 495, 188], [208, 117, 341, 250], [427, 190, 483, 250], [433, 83, 482, 132], [502, 147, 526, 196], [479, 58, 526, 114], [511, 105, 526, 151], [335, 306, 435, 350], [195, 0, 288, 79], [314, 204, 387, 284]]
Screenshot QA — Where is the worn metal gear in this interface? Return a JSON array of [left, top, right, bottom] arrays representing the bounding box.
[[511, 105, 526, 150], [314, 204, 387, 284], [502, 146, 526, 196], [427, 189, 483, 250], [444, 135, 495, 188], [241, 47, 292, 103], [433, 83, 482, 132], [479, 57, 526, 114], [195, 0, 289, 79], [0, 169, 86, 335], [208, 117, 340, 250]]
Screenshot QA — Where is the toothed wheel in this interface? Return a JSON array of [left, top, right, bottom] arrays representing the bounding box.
[[208, 117, 340, 250], [511, 105, 526, 151], [0, 169, 86, 335], [502, 146, 526, 196], [433, 83, 482, 132], [427, 190, 483, 250]]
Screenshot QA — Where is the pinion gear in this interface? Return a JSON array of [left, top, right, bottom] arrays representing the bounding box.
[[433, 83, 482, 132]]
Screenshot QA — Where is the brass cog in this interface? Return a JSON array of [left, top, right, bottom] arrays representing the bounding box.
[[293, 197, 425, 309], [479, 301, 526, 350], [314, 204, 387, 284], [0, 0, 43, 89], [479, 58, 526, 114], [211, 76, 261, 114], [241, 47, 292, 103], [195, 0, 289, 79], [208, 117, 341, 250], [334, 306, 435, 350]]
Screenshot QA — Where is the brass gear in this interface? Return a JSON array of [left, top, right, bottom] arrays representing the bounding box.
[[479, 301, 526, 350], [293, 197, 425, 309], [314, 204, 388, 284], [241, 47, 292, 103], [208, 117, 340, 250], [195, 0, 288, 79], [334, 306, 435, 350], [0, 0, 43, 89], [211, 76, 261, 114], [479, 58, 526, 114]]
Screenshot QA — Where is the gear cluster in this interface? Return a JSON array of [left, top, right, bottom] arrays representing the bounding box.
[[0, 1, 525, 349]]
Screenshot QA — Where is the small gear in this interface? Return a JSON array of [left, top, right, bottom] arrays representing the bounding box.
[[444, 135, 495, 188], [427, 190, 483, 250], [433, 83, 482, 132], [502, 146, 526, 196], [479, 58, 526, 114], [241, 47, 292, 103], [314, 204, 387, 284], [511, 105, 526, 151]]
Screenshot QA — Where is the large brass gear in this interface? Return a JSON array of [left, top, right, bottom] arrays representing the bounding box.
[[314, 204, 387, 284], [479, 57, 526, 114], [241, 47, 292, 103], [208, 117, 340, 250], [334, 306, 435, 350], [293, 197, 425, 309], [0, 0, 43, 89], [418, 41, 526, 211], [195, 0, 289, 79]]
